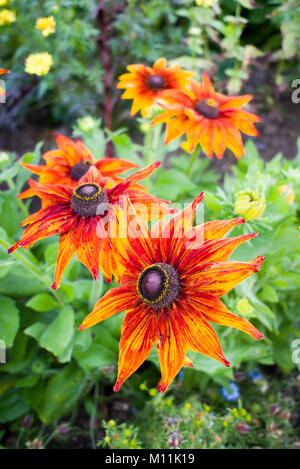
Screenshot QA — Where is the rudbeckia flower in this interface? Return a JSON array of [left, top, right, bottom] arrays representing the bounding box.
[[117, 57, 194, 117], [9, 163, 173, 288], [152, 72, 261, 159], [19, 134, 140, 200], [0, 67, 9, 97], [79, 194, 264, 393]]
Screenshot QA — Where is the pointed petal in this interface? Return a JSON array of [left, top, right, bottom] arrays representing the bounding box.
[[156, 305, 187, 393], [79, 286, 138, 330], [183, 256, 265, 296], [75, 217, 103, 281], [114, 306, 157, 391], [179, 300, 230, 367], [189, 292, 263, 339], [52, 225, 79, 289], [95, 158, 139, 177]]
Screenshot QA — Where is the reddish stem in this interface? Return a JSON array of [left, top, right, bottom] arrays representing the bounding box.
[[98, 0, 114, 157]]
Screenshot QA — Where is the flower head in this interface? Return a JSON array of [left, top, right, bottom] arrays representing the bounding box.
[[152, 72, 261, 159], [80, 195, 264, 393], [0, 0, 8, 6], [25, 52, 53, 76], [0, 9, 16, 25], [19, 134, 140, 200], [35, 16, 56, 37], [9, 163, 173, 287], [117, 57, 194, 117], [221, 382, 240, 401], [234, 188, 266, 221]]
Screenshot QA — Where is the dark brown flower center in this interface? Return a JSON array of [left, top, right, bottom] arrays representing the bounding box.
[[194, 98, 220, 119], [70, 160, 91, 181], [147, 74, 165, 91], [71, 183, 109, 217], [137, 263, 180, 309]]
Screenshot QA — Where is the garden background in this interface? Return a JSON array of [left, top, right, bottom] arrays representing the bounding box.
[[0, 0, 299, 449]]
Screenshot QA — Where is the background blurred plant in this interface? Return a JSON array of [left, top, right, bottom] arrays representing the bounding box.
[[0, 0, 299, 130]]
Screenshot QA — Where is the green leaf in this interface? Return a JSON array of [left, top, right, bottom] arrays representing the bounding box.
[[0, 295, 19, 348], [38, 363, 85, 423], [26, 293, 58, 312], [39, 306, 75, 356], [0, 390, 29, 423]]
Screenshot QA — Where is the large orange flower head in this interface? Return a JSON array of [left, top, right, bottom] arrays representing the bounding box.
[[9, 162, 174, 288], [0, 67, 9, 97], [152, 72, 261, 159], [19, 134, 139, 200], [117, 57, 194, 117], [80, 194, 264, 393]]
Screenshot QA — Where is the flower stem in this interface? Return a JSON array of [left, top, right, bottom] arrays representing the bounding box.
[[185, 147, 199, 177], [89, 273, 104, 311], [7, 178, 30, 218], [0, 236, 65, 306]]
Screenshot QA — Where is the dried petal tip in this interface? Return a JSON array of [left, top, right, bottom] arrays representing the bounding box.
[[253, 255, 265, 271], [78, 324, 87, 331], [51, 282, 58, 290], [157, 382, 167, 394], [113, 383, 121, 392]]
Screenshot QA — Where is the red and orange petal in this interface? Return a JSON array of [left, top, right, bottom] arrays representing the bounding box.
[[19, 134, 139, 196], [153, 72, 261, 159], [117, 57, 194, 117], [0, 68, 9, 96], [79, 194, 265, 393]]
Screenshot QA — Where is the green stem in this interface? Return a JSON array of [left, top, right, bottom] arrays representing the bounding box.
[[7, 178, 30, 219], [89, 383, 99, 449], [0, 236, 65, 306], [185, 147, 199, 177], [89, 273, 104, 311]]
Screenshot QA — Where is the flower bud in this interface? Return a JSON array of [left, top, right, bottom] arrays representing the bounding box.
[[235, 421, 250, 435], [269, 404, 281, 416], [0, 151, 9, 166], [77, 116, 98, 133], [168, 430, 183, 448], [237, 298, 253, 316], [58, 423, 69, 435], [282, 410, 291, 420], [21, 415, 33, 428], [234, 188, 266, 221], [268, 423, 277, 432]]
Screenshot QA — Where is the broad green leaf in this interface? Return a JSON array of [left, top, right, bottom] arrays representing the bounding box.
[[38, 363, 84, 423], [39, 306, 75, 356], [0, 295, 19, 347], [26, 293, 58, 312]]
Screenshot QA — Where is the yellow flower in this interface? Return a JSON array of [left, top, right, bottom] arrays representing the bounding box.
[[35, 16, 56, 37], [237, 298, 253, 316], [0, 9, 16, 25], [104, 436, 110, 443], [223, 421, 229, 428], [278, 185, 295, 205], [204, 404, 211, 412], [0, 0, 8, 6], [107, 419, 116, 427], [234, 188, 266, 221], [149, 388, 157, 397], [195, 0, 213, 6], [239, 408, 247, 417], [124, 429, 131, 437], [184, 402, 191, 410], [25, 53, 53, 77]]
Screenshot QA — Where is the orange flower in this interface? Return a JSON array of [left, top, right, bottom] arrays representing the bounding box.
[[9, 163, 174, 288], [19, 134, 139, 200], [0, 67, 9, 97], [80, 194, 264, 393], [152, 72, 261, 159], [117, 57, 194, 117]]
